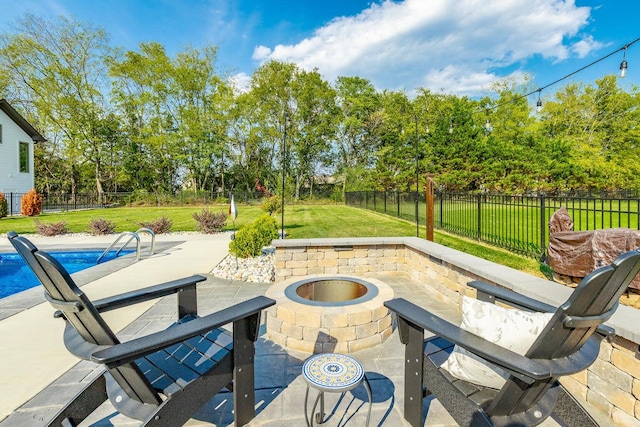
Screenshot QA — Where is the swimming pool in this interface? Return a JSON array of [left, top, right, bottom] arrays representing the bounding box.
[[0, 250, 133, 299]]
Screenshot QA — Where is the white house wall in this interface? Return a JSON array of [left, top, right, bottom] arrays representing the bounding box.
[[0, 108, 35, 195]]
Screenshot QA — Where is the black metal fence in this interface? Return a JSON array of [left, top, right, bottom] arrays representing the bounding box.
[[346, 190, 640, 259], [1, 191, 266, 216]]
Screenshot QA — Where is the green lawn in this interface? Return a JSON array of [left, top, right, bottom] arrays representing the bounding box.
[[0, 204, 543, 276]]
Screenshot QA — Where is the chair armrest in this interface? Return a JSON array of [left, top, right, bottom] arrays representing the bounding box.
[[385, 298, 599, 382], [92, 275, 207, 313], [91, 296, 275, 366], [468, 280, 557, 313]]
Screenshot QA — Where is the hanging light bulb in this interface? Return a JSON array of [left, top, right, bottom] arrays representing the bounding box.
[[448, 119, 453, 134], [536, 90, 543, 113], [425, 124, 430, 134], [620, 46, 628, 78], [484, 118, 492, 132]]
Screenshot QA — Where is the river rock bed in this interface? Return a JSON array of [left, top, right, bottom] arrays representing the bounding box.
[[210, 248, 275, 283]]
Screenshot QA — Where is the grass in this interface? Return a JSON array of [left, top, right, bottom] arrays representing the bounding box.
[[0, 203, 543, 276]]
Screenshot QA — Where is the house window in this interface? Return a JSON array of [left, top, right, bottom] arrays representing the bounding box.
[[19, 142, 29, 173]]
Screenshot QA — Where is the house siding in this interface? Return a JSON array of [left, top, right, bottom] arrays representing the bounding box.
[[0, 108, 34, 195]]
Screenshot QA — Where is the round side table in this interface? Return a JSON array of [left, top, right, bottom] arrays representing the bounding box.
[[302, 353, 372, 426]]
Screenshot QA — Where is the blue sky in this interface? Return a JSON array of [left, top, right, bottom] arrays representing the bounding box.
[[1, 0, 638, 101]]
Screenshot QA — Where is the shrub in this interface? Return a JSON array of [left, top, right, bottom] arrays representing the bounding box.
[[0, 192, 8, 218], [87, 218, 116, 235], [229, 214, 279, 258], [193, 209, 227, 234], [35, 221, 69, 236], [254, 178, 272, 197], [261, 195, 281, 215], [138, 216, 173, 234], [21, 189, 43, 216]]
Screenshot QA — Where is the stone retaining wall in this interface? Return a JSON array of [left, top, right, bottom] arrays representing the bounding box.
[[273, 237, 640, 426]]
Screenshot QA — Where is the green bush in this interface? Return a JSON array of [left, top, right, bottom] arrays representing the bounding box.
[[0, 192, 8, 218], [260, 195, 281, 215], [229, 214, 279, 258]]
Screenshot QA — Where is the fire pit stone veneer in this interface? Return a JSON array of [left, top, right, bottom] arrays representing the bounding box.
[[265, 275, 394, 353]]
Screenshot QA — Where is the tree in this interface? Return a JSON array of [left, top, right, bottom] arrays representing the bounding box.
[[334, 76, 382, 196], [372, 90, 413, 191], [227, 91, 280, 193], [109, 43, 232, 194], [540, 77, 640, 191], [290, 69, 339, 198], [0, 14, 113, 194]]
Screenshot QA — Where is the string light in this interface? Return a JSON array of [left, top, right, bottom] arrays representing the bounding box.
[[536, 90, 543, 113], [419, 37, 639, 134], [620, 46, 628, 78], [479, 37, 639, 118]]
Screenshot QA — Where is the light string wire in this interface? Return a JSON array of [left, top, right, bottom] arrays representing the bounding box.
[[428, 36, 640, 126]]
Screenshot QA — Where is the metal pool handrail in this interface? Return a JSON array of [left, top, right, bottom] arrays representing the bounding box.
[[96, 228, 155, 264], [135, 227, 156, 256]]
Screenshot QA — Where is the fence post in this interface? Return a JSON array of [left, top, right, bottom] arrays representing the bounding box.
[[426, 174, 435, 241], [439, 191, 444, 228], [540, 193, 546, 261], [415, 189, 419, 237], [384, 191, 387, 214], [477, 194, 482, 240]]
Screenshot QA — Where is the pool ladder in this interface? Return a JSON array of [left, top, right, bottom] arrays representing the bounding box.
[[96, 228, 156, 264]]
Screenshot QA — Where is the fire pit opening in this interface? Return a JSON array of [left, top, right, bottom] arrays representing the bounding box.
[[287, 277, 377, 305]]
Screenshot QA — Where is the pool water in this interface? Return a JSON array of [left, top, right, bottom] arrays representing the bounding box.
[[0, 250, 133, 299]]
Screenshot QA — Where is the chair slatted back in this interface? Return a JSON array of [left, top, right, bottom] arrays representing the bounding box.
[[487, 249, 640, 417], [530, 250, 640, 359], [8, 232, 161, 405]]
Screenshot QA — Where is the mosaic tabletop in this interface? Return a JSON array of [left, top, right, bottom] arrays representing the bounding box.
[[302, 353, 364, 393]]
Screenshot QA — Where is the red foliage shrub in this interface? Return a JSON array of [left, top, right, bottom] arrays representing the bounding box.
[[21, 189, 43, 216], [35, 221, 69, 236], [254, 178, 272, 197], [0, 192, 8, 218]]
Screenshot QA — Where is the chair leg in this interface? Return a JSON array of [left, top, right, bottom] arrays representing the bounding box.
[[234, 316, 257, 426], [399, 317, 425, 427], [46, 375, 107, 427]]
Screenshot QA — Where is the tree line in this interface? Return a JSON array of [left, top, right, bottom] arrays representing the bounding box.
[[1, 14, 639, 200]]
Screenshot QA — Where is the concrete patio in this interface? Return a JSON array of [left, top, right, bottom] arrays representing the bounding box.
[[0, 233, 606, 426]]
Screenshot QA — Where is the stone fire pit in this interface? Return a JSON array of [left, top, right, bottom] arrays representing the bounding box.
[[265, 275, 394, 353]]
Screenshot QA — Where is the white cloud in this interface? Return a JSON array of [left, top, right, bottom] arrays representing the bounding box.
[[252, 0, 594, 96], [252, 45, 272, 61], [230, 72, 251, 94], [570, 35, 606, 58]]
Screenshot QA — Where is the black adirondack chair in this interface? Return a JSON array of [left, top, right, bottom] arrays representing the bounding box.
[[8, 231, 275, 427], [385, 248, 640, 427]]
